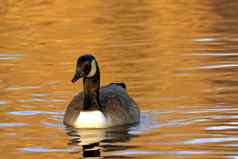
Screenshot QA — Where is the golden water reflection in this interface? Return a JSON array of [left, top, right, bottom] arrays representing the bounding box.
[[1, 0, 238, 158]]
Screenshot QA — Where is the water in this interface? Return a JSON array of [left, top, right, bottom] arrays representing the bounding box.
[[1, 0, 238, 158]]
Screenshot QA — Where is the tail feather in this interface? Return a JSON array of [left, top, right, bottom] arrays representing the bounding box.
[[111, 82, 127, 89]]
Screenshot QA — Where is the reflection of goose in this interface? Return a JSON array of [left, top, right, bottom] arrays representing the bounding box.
[[64, 54, 140, 128], [66, 125, 138, 158]]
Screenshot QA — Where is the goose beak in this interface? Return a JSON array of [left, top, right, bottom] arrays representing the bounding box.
[[72, 71, 83, 83], [72, 73, 80, 83]]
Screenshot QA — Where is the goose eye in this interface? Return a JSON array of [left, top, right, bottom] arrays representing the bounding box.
[[84, 63, 91, 74]]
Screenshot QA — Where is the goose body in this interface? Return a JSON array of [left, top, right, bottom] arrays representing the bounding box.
[[63, 55, 140, 128], [64, 83, 140, 128]]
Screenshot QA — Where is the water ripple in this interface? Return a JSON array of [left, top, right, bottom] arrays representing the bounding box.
[[16, 98, 65, 103], [184, 137, 238, 145], [190, 52, 238, 57], [129, 110, 160, 135], [6, 86, 42, 91], [40, 121, 63, 128], [0, 122, 29, 127], [118, 150, 210, 155], [180, 64, 238, 71], [193, 37, 217, 43], [20, 146, 76, 153], [0, 53, 23, 60], [7, 110, 62, 116], [205, 126, 238, 131], [0, 100, 9, 105]]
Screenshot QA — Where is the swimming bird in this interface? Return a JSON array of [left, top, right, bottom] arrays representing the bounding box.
[[63, 54, 140, 128]]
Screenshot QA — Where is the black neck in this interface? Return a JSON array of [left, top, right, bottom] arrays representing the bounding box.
[[82, 64, 101, 110]]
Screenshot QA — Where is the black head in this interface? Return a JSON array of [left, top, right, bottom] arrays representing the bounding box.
[[72, 54, 98, 83]]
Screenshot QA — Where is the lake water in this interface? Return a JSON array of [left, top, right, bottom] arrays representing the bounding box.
[[1, 0, 238, 158]]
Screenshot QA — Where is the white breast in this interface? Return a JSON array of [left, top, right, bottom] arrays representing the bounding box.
[[73, 111, 108, 128]]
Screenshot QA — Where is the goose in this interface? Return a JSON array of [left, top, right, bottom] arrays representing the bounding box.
[[63, 54, 140, 128]]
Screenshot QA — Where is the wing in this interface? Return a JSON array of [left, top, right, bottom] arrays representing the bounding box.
[[99, 83, 140, 126], [63, 92, 84, 126]]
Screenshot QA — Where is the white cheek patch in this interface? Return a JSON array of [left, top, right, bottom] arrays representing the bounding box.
[[87, 60, 97, 77]]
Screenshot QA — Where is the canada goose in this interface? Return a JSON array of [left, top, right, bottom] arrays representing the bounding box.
[[63, 54, 140, 128]]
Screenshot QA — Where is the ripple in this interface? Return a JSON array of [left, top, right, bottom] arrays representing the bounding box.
[[20, 146, 76, 153], [180, 64, 238, 71], [7, 110, 62, 116], [177, 64, 238, 71], [209, 115, 238, 120], [228, 122, 238, 125], [190, 52, 238, 57], [40, 121, 63, 128], [197, 64, 238, 70], [32, 93, 51, 97], [129, 110, 160, 135], [0, 122, 29, 127], [0, 53, 23, 60], [16, 98, 65, 103], [118, 150, 209, 155], [193, 37, 217, 43], [205, 126, 238, 131], [0, 100, 9, 105], [6, 86, 42, 91], [16, 99, 45, 103], [187, 108, 238, 114], [184, 137, 238, 145], [229, 156, 238, 159], [32, 93, 69, 97], [49, 115, 64, 121]]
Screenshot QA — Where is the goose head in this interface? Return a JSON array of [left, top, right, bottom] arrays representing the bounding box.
[[72, 54, 98, 83]]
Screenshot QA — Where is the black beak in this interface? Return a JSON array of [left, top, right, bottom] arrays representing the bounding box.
[[71, 71, 83, 83]]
